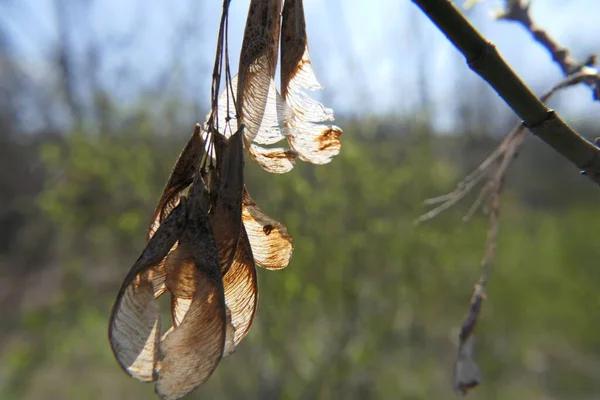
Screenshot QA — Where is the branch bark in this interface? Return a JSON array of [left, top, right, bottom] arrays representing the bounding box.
[[412, 0, 600, 183]]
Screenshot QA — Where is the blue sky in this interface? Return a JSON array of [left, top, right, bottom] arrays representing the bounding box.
[[3, 0, 600, 132]]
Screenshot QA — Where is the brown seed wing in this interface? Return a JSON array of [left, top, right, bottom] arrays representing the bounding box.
[[148, 124, 205, 241], [109, 201, 187, 382], [156, 174, 227, 400], [164, 244, 198, 327], [209, 130, 245, 274], [242, 187, 293, 270], [280, 0, 306, 100], [164, 244, 198, 300], [155, 271, 226, 400], [280, 0, 342, 165], [223, 225, 258, 346]]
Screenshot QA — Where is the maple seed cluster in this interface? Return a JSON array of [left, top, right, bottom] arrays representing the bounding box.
[[108, 1, 342, 399]]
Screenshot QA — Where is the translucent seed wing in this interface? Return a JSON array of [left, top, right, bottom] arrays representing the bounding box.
[[236, 0, 291, 174], [109, 201, 186, 382], [223, 226, 258, 345], [214, 75, 290, 146], [280, 0, 342, 164], [248, 144, 297, 174], [155, 271, 226, 400], [242, 187, 293, 270], [109, 277, 159, 382], [237, 0, 282, 115], [164, 244, 198, 327]]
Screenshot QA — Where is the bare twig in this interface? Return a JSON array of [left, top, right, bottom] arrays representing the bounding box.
[[417, 70, 597, 226], [496, 0, 600, 100], [436, 69, 595, 395], [412, 0, 600, 395]]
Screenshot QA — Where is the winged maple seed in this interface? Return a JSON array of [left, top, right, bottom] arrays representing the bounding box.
[[107, 0, 345, 396], [109, 123, 291, 398], [109, 200, 187, 383], [212, 0, 342, 173], [109, 161, 235, 400], [280, 0, 343, 164], [206, 128, 245, 276]]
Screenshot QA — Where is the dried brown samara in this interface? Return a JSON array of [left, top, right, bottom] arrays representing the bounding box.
[[154, 170, 231, 400], [213, 0, 342, 173], [108, 0, 343, 398], [108, 125, 268, 398], [109, 144, 234, 399]]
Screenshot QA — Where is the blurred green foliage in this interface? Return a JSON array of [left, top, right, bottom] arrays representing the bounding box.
[[1, 114, 600, 400]]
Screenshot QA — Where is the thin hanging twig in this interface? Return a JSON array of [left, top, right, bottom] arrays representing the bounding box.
[[204, 0, 238, 168], [411, 0, 600, 395]]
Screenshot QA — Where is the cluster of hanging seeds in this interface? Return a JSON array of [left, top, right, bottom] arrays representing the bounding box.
[[108, 1, 341, 399]]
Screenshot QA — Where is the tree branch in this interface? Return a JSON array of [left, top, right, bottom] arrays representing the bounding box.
[[412, 0, 600, 182], [412, 0, 600, 395]]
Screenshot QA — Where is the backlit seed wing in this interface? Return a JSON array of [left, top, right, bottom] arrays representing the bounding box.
[[223, 226, 258, 346], [155, 270, 226, 400], [109, 277, 158, 382], [236, 0, 288, 174], [109, 201, 187, 382], [280, 0, 342, 164], [286, 121, 342, 165], [248, 144, 297, 174], [237, 0, 282, 120], [214, 75, 290, 145], [242, 187, 293, 270], [212, 76, 298, 174], [148, 124, 205, 241]]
